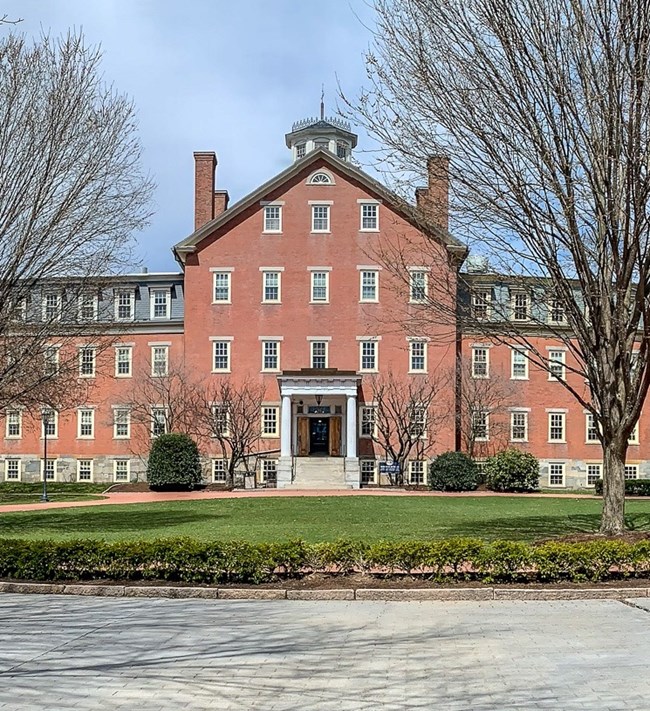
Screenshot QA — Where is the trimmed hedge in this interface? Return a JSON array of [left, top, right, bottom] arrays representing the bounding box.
[[484, 449, 540, 492], [594, 478, 650, 496], [1, 536, 650, 584], [428, 451, 479, 492], [147, 433, 202, 490]]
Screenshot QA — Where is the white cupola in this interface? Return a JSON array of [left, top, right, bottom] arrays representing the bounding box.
[[285, 100, 358, 162]]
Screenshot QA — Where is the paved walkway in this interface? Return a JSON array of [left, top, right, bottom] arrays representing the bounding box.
[[0, 487, 600, 514], [1, 594, 649, 710]]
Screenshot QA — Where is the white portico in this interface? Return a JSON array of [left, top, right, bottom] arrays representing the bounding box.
[[276, 370, 361, 489]]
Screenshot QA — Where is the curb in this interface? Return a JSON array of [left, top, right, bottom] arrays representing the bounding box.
[[0, 581, 648, 601]]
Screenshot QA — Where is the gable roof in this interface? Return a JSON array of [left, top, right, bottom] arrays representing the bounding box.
[[172, 149, 467, 267]]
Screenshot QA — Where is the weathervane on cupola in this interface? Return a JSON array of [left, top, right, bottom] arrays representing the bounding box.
[[285, 86, 358, 163]]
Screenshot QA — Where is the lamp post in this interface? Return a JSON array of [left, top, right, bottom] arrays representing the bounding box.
[[41, 411, 50, 503]]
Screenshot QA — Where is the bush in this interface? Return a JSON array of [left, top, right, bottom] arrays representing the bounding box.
[[594, 478, 650, 496], [428, 451, 480, 491], [147, 433, 203, 490], [484, 449, 540, 492]]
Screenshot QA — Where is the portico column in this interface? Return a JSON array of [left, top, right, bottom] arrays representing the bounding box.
[[346, 394, 357, 458], [280, 395, 292, 457]]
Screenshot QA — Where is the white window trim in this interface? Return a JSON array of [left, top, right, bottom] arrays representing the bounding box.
[[359, 404, 377, 439], [586, 462, 602, 487], [359, 201, 380, 232], [262, 204, 283, 234], [408, 460, 427, 485], [77, 408, 95, 440], [76, 459, 94, 483], [310, 340, 329, 369], [212, 340, 232, 373], [408, 340, 428, 374], [310, 271, 330, 304], [408, 269, 429, 304], [212, 271, 232, 304], [114, 345, 133, 378], [41, 458, 58, 482], [473, 410, 490, 441], [548, 411, 566, 443], [78, 347, 96, 378], [360, 459, 378, 484], [5, 409, 22, 439], [212, 458, 229, 483], [585, 412, 599, 444], [359, 269, 379, 303], [261, 339, 281, 373], [150, 288, 171, 320], [41, 410, 58, 439], [150, 406, 169, 438], [151, 345, 169, 378], [113, 407, 131, 440], [114, 290, 135, 322], [261, 405, 280, 438], [77, 293, 98, 322], [42, 293, 62, 322], [472, 290, 492, 320], [113, 459, 131, 483], [625, 463, 640, 480], [310, 203, 331, 233], [548, 462, 566, 488], [510, 411, 529, 442], [359, 340, 379, 373], [548, 350, 566, 381], [629, 421, 640, 445], [307, 170, 335, 185], [261, 270, 282, 304], [510, 348, 529, 380], [4, 458, 21, 482], [547, 298, 566, 325], [471, 347, 490, 379], [511, 291, 531, 322]]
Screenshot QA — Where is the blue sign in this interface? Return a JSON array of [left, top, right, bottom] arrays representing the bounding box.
[[379, 461, 401, 474]]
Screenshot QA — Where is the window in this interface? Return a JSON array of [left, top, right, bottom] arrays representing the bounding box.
[[114, 459, 130, 483], [211, 405, 230, 437], [311, 205, 330, 232], [42, 459, 57, 481], [408, 460, 426, 485], [44, 346, 59, 376], [360, 203, 378, 231], [78, 409, 94, 439], [336, 142, 348, 160], [212, 340, 231, 372], [79, 347, 96, 377], [151, 407, 167, 437], [309, 172, 333, 185], [510, 411, 528, 441], [261, 459, 277, 484], [296, 143, 306, 159], [115, 347, 132, 377], [5, 409, 21, 438], [512, 292, 529, 321], [359, 340, 377, 371], [586, 463, 602, 486], [42, 293, 61, 321], [4, 459, 20, 481], [360, 406, 376, 438], [629, 422, 640, 445], [262, 271, 281, 303], [549, 462, 565, 487], [409, 270, 427, 303], [473, 410, 489, 441], [360, 460, 377, 484], [263, 205, 282, 233], [41, 410, 57, 438], [213, 459, 228, 482], [548, 350, 566, 380], [78, 293, 97, 321], [113, 408, 131, 439], [151, 346, 169, 377], [586, 413, 599, 443], [548, 412, 566, 442], [409, 405, 427, 439], [409, 341, 427, 373], [472, 290, 491, 320], [150, 289, 170, 319], [311, 341, 328, 369], [625, 464, 639, 480], [315, 140, 329, 152], [262, 406, 279, 437], [471, 347, 489, 378], [77, 459, 93, 482], [262, 340, 280, 372], [213, 272, 231, 302], [548, 298, 565, 324], [511, 349, 529, 379], [311, 271, 329, 302], [115, 290, 135, 321], [360, 270, 378, 302]]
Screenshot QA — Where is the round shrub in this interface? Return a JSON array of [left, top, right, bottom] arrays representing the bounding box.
[[147, 433, 203, 491], [428, 451, 480, 492], [484, 449, 539, 492]]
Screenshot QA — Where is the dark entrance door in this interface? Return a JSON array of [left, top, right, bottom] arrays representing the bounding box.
[[309, 418, 329, 454]]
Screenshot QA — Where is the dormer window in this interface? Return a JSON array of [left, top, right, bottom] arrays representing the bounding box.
[[308, 172, 333, 185]]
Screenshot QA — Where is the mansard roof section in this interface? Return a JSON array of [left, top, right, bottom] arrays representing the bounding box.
[[173, 149, 467, 265]]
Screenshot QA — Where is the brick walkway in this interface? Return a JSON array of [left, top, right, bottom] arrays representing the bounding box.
[[0, 486, 599, 514]]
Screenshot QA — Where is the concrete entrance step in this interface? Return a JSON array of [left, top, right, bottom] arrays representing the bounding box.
[[290, 457, 348, 490]]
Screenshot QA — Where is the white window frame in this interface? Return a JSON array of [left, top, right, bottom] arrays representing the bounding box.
[[115, 290, 135, 322], [548, 350, 566, 381], [629, 421, 640, 445], [151, 407, 168, 438], [473, 410, 490, 441], [4, 458, 21, 481], [548, 297, 566, 325], [308, 171, 333, 185], [511, 291, 530, 322], [211, 404, 230, 437], [42, 292, 62, 322], [625, 464, 639, 480], [586, 463, 602, 487], [510, 411, 528, 442], [311, 204, 331, 232], [113, 408, 131, 439], [76, 459, 94, 482], [5, 409, 22, 439], [41, 458, 57, 482], [77, 408, 95, 439], [359, 202, 379, 231], [548, 412, 566, 443], [260, 459, 278, 483], [472, 290, 491, 320], [310, 340, 329, 369], [359, 270, 379, 303], [409, 405, 428, 440], [261, 406, 279, 438], [113, 459, 131, 483], [262, 271, 282, 303], [310, 271, 330, 303], [261, 340, 281, 372], [360, 459, 377, 484], [511, 348, 529, 380], [548, 462, 566, 488], [359, 340, 378, 372], [41, 409, 58, 439], [150, 288, 171, 320], [78, 347, 96, 378], [78, 293, 98, 322], [408, 340, 427, 373], [212, 458, 228, 483], [151, 345, 169, 377], [212, 340, 231, 373], [585, 412, 599, 443], [115, 346, 133, 378], [359, 405, 377, 439], [263, 205, 282, 233], [212, 272, 232, 303], [44, 346, 60, 376], [408, 460, 427, 485], [471, 347, 489, 378], [408, 269, 428, 303]]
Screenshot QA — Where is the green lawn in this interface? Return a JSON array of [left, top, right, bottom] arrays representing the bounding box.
[[0, 482, 107, 506], [1, 495, 650, 542]]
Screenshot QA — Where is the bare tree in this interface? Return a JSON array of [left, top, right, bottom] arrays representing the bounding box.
[[201, 377, 266, 489], [364, 370, 449, 486], [0, 31, 153, 411], [345, 0, 650, 533]]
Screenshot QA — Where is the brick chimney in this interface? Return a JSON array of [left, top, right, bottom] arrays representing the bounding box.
[[193, 152, 230, 231], [415, 155, 449, 231]]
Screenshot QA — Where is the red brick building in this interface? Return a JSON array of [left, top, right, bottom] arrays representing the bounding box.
[[2, 115, 646, 489]]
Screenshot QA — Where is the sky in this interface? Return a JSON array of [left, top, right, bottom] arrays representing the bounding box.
[[3, 0, 377, 272]]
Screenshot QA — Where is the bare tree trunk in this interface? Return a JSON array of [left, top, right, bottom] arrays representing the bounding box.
[[601, 442, 627, 535]]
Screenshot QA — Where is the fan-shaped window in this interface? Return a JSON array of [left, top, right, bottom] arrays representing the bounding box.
[[308, 172, 333, 185]]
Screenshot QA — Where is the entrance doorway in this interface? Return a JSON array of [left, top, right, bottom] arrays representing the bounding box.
[[309, 418, 329, 454]]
